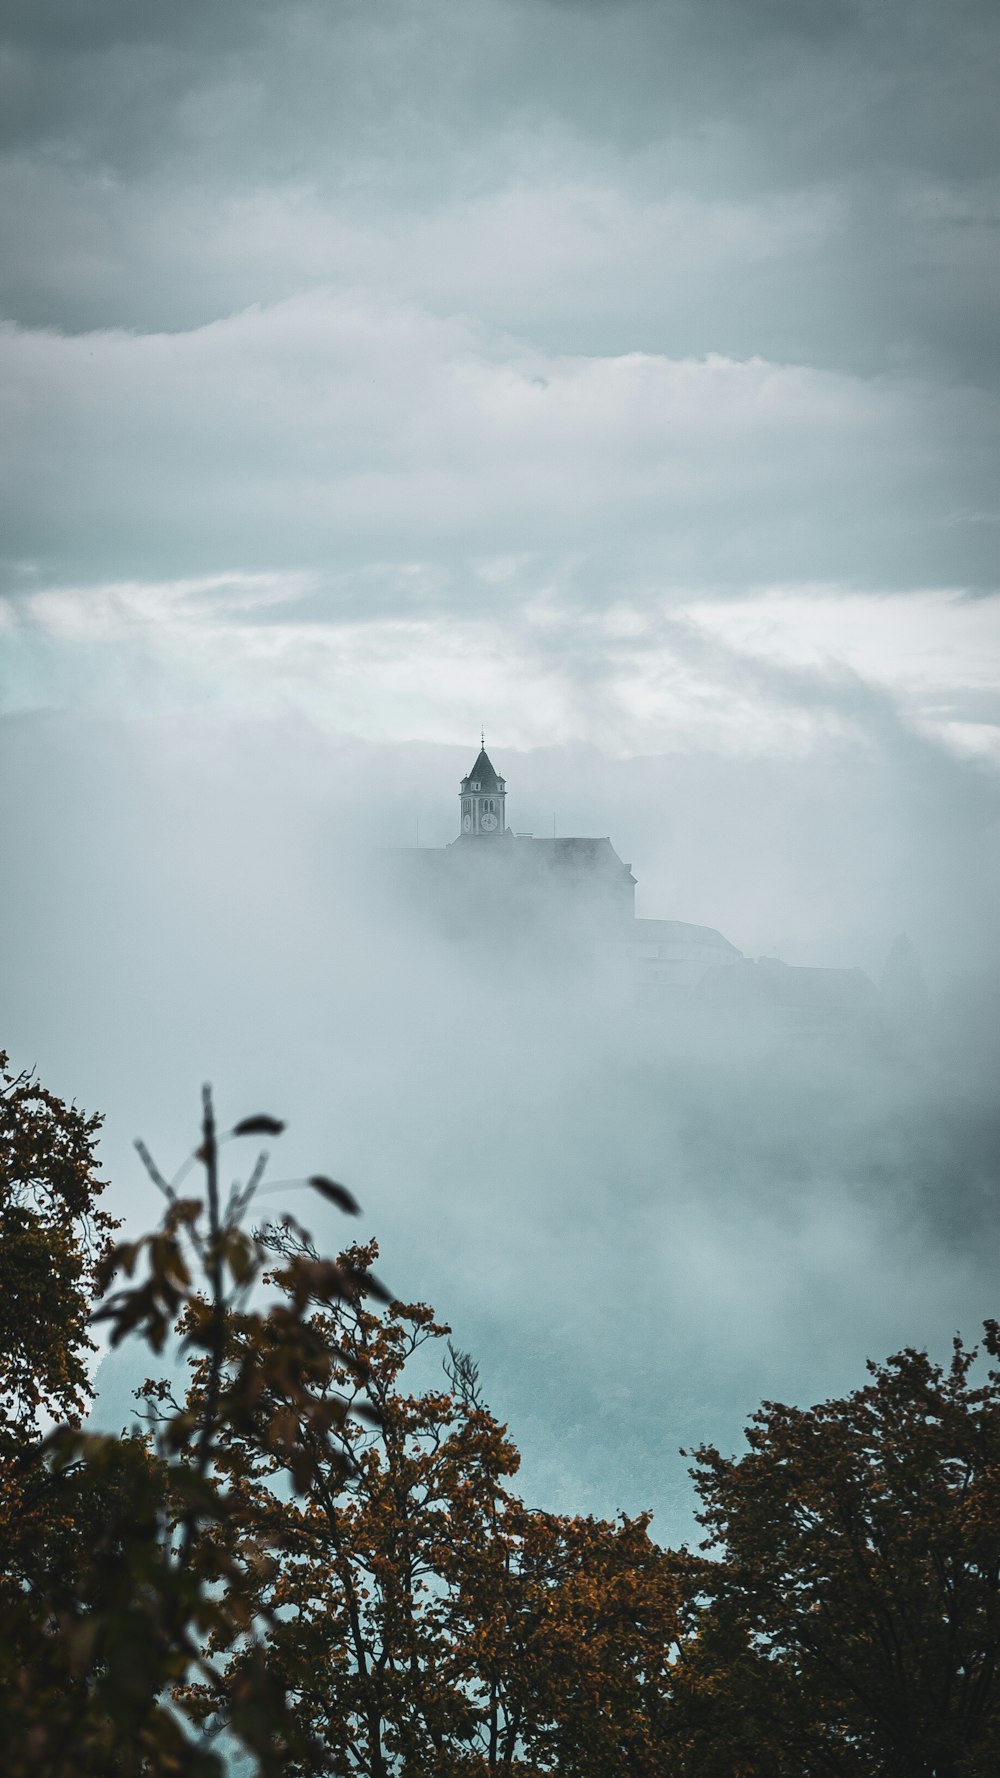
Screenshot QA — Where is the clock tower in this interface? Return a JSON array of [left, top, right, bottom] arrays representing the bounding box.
[[459, 744, 506, 838]]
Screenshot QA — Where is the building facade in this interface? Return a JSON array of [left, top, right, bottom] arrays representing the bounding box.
[[381, 746, 882, 1032]]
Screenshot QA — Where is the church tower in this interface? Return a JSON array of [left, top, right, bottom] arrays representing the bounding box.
[[459, 744, 506, 838]]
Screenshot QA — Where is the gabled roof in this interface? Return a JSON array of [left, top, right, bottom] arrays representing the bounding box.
[[633, 918, 741, 955], [461, 748, 503, 791], [521, 836, 636, 884]]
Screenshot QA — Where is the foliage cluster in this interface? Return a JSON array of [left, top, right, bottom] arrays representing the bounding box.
[[2, 1053, 1000, 1777]]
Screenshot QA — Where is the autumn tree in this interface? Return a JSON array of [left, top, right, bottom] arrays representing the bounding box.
[[0, 1052, 129, 1773], [0, 1063, 686, 1777], [9, 1051, 1000, 1778], [684, 1340, 1000, 1777], [0, 1050, 117, 1436], [501, 1506, 684, 1777], [1, 1080, 380, 1776], [174, 1223, 685, 1776]]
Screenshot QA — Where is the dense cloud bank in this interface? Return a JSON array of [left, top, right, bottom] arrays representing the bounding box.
[[2, 0, 999, 604], [3, 0, 998, 374], [2, 300, 995, 594], [4, 710, 997, 1538], [2, 0, 997, 1535]]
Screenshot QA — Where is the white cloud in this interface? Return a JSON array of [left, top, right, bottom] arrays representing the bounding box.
[[3, 292, 994, 592], [683, 588, 1000, 757], [6, 568, 999, 767]]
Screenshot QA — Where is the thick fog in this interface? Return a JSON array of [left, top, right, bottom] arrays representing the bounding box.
[[3, 707, 997, 1543], [2, 0, 998, 1542]]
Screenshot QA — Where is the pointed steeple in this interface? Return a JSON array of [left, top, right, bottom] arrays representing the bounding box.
[[462, 748, 502, 793], [459, 746, 506, 836]]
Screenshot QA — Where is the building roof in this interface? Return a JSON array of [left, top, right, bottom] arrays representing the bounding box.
[[519, 835, 636, 884], [461, 748, 503, 792], [633, 918, 741, 955]]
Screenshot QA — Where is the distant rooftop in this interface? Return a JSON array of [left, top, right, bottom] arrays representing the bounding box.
[[517, 835, 636, 883], [633, 918, 741, 955]]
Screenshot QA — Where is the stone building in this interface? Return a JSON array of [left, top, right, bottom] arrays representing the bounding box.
[[382, 746, 881, 1031], [382, 746, 636, 947]]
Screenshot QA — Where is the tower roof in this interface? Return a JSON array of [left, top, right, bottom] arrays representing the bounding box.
[[461, 747, 503, 791]]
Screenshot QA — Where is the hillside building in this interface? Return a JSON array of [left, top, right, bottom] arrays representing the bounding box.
[[382, 746, 880, 1033]]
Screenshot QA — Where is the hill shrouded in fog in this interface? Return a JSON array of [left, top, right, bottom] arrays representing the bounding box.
[[1, 0, 998, 1558], [3, 710, 996, 1543]]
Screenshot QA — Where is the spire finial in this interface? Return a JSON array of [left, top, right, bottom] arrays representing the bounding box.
[[481, 726, 485, 749]]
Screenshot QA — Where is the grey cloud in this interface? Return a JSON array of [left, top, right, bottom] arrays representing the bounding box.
[[6, 1, 996, 175], [0, 0, 996, 392], [2, 298, 996, 594]]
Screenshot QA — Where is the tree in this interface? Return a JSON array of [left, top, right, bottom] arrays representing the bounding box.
[[169, 1223, 492, 1774], [175, 1225, 685, 1776], [9, 1052, 1000, 1777], [685, 1340, 1000, 1777], [0, 1053, 131, 1774], [1, 1082, 377, 1776], [504, 1507, 684, 1777], [0, 1050, 117, 1436], [0, 1066, 685, 1776]]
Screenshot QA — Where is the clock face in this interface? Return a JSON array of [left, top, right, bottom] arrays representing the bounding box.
[[463, 814, 472, 832], [481, 811, 498, 831]]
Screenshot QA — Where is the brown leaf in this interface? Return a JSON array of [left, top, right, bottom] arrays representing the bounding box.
[[351, 1267, 393, 1305], [233, 1115, 286, 1137], [309, 1175, 361, 1215], [350, 1399, 385, 1428]]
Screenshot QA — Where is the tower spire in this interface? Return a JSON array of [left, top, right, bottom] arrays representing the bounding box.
[[459, 742, 506, 838]]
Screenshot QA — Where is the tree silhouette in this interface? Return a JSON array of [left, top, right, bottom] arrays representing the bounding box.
[[2, 1080, 375, 1774], [684, 1341, 1000, 1775]]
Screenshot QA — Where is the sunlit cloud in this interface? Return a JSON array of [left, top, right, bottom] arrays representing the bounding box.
[[5, 573, 999, 765]]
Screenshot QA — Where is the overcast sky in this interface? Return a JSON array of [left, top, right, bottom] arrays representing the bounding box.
[[2, 0, 999, 759], [2, 1, 999, 1533]]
